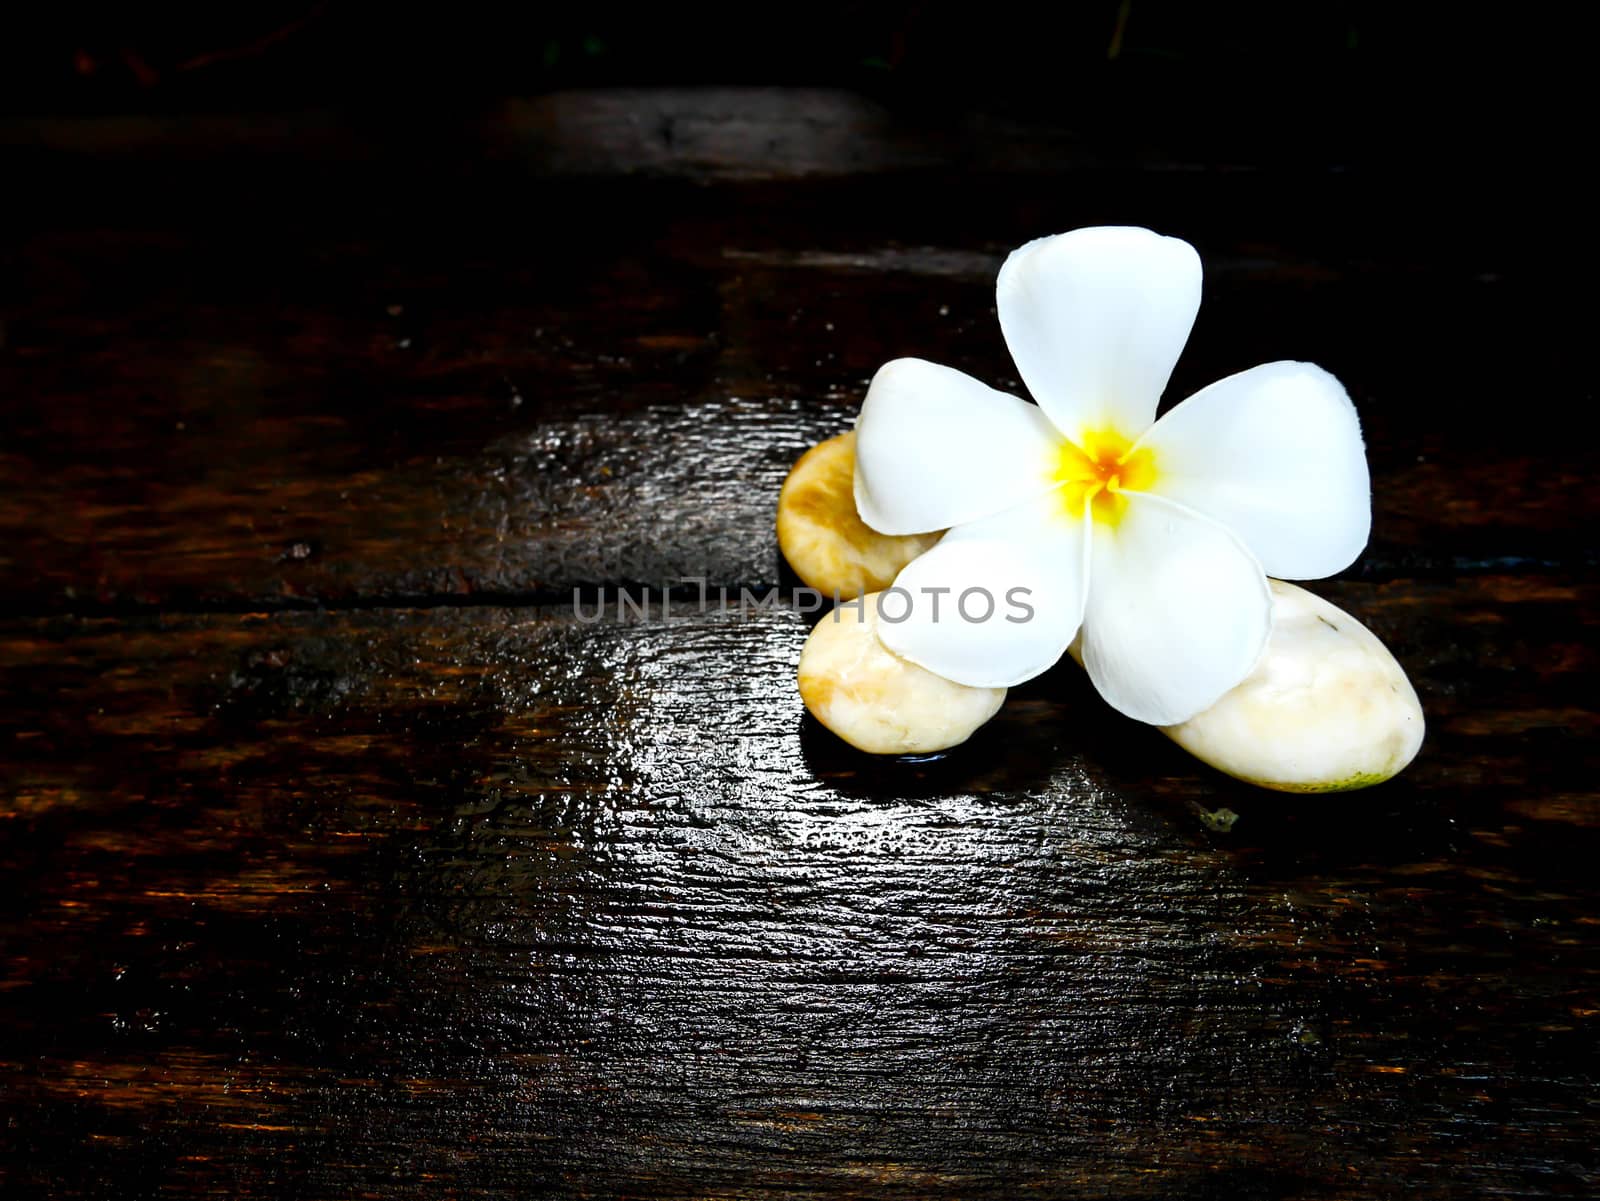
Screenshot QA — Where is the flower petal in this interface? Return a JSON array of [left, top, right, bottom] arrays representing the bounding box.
[[1081, 492, 1270, 725], [853, 358, 1062, 535], [997, 227, 1201, 441], [1137, 362, 1371, 578], [874, 492, 1089, 688]]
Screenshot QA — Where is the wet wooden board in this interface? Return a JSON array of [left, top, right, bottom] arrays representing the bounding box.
[[2, 106, 1590, 614], [2, 91, 1596, 1198], [1, 577, 1596, 1198], [2, 245, 1587, 612]]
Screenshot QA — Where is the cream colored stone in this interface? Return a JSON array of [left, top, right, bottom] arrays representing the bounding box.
[[777, 432, 943, 599], [797, 592, 1006, 755], [1163, 580, 1425, 791]]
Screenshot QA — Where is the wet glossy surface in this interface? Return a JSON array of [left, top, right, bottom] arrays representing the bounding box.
[[2, 92, 1597, 1198]]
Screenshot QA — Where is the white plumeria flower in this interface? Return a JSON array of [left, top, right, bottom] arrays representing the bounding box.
[[852, 226, 1371, 725]]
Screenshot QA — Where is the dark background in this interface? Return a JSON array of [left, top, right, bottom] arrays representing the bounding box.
[[6, 2, 1581, 334], [0, 2, 1559, 150], [5, 3, 1579, 276]]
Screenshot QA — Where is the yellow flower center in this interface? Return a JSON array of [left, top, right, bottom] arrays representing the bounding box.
[[1053, 428, 1158, 526]]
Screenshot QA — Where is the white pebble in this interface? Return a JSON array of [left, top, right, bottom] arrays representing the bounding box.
[[1164, 581, 1425, 791]]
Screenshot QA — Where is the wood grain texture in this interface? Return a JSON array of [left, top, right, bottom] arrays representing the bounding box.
[[2, 578, 1597, 1198], [2, 90, 1595, 1199], [1, 102, 1589, 614]]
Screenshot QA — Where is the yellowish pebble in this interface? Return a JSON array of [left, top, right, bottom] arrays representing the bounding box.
[[777, 432, 943, 599], [797, 592, 1006, 755]]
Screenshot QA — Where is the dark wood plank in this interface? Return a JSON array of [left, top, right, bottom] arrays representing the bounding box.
[[3, 576, 1596, 1198], [4, 90, 1593, 1199], [2, 165, 1588, 613], [0, 86, 1538, 189]]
